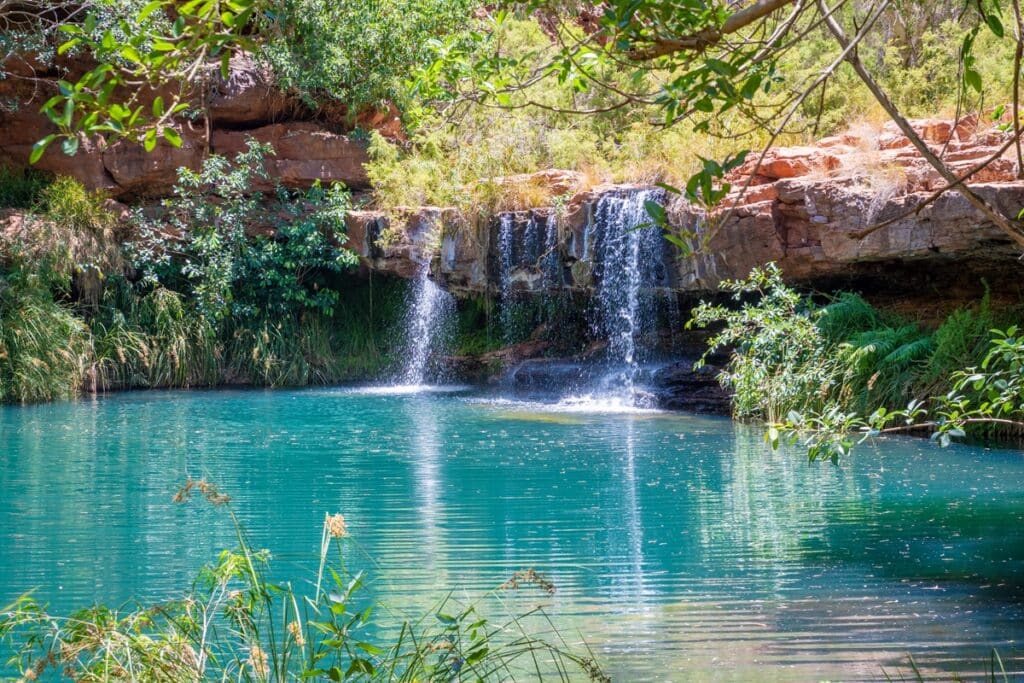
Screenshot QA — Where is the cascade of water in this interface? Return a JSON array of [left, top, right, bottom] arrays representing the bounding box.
[[522, 213, 542, 264], [541, 212, 562, 289], [497, 214, 517, 344], [589, 189, 666, 404], [397, 265, 456, 386]]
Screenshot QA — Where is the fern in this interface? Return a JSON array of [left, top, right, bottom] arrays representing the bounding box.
[[838, 324, 934, 411], [919, 291, 995, 395], [817, 292, 882, 342]]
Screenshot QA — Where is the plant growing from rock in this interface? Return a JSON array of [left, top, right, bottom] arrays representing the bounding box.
[[130, 139, 357, 323]]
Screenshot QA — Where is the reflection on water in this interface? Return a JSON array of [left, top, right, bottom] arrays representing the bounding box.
[[1, 388, 1023, 681]]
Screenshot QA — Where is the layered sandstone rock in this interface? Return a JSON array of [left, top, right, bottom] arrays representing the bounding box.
[[343, 117, 1024, 299], [0, 53, 374, 199]]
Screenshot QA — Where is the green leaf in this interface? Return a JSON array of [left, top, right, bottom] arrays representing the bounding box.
[[61, 136, 80, 156], [644, 199, 667, 226], [152, 96, 164, 118], [120, 45, 143, 64], [163, 127, 183, 147], [143, 128, 157, 152], [137, 0, 164, 21], [29, 135, 56, 164], [346, 658, 375, 676], [986, 13, 1004, 38], [466, 646, 490, 664], [57, 38, 82, 55], [356, 642, 384, 655], [964, 69, 982, 93]]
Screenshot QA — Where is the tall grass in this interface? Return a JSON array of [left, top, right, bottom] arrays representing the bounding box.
[[0, 484, 609, 682], [0, 271, 92, 403]]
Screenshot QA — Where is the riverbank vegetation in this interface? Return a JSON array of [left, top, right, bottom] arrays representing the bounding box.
[[0, 483, 607, 682], [0, 149, 409, 402], [690, 264, 1024, 462], [2, 0, 1023, 414], [372, 1, 1018, 211]]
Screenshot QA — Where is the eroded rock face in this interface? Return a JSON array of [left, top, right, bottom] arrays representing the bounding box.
[[650, 362, 731, 413], [0, 52, 373, 199], [369, 117, 1024, 299], [676, 117, 1024, 289], [212, 123, 370, 190], [209, 53, 291, 126]]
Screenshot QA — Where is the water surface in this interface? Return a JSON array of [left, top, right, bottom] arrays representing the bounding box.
[[1, 388, 1023, 680]]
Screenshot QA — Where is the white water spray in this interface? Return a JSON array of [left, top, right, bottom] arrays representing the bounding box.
[[588, 189, 666, 405], [497, 214, 516, 343], [397, 265, 456, 387]]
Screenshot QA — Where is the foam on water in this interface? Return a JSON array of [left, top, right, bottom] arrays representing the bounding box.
[[466, 394, 665, 415], [341, 384, 472, 396]]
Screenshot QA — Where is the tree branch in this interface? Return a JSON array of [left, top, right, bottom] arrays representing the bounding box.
[[627, 0, 798, 60], [818, 0, 1024, 249]]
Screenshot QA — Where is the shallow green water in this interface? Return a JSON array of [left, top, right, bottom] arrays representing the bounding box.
[[1, 387, 1023, 681]]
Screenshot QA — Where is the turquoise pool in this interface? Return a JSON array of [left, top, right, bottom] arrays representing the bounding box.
[[1, 387, 1022, 680]]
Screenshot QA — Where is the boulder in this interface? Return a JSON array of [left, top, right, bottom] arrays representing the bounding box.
[[734, 146, 842, 180], [209, 53, 291, 126], [651, 362, 731, 414]]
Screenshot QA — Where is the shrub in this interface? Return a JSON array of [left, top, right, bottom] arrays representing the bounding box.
[[689, 263, 834, 423], [131, 140, 357, 323], [259, 0, 478, 113]]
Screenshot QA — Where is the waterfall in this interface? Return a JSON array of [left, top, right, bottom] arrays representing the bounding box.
[[589, 188, 666, 404], [497, 214, 516, 344], [397, 265, 456, 386], [541, 212, 562, 289]]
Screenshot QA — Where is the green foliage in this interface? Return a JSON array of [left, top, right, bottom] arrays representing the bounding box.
[[0, 269, 91, 403], [0, 166, 51, 209], [20, 0, 480, 158], [30, 0, 258, 159], [0, 151, 412, 401], [453, 295, 502, 356], [0, 176, 121, 302], [0, 491, 607, 682], [835, 324, 935, 413], [921, 292, 997, 393], [132, 140, 356, 322], [689, 263, 832, 423], [692, 263, 1024, 462], [260, 0, 478, 113], [816, 292, 882, 342]]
